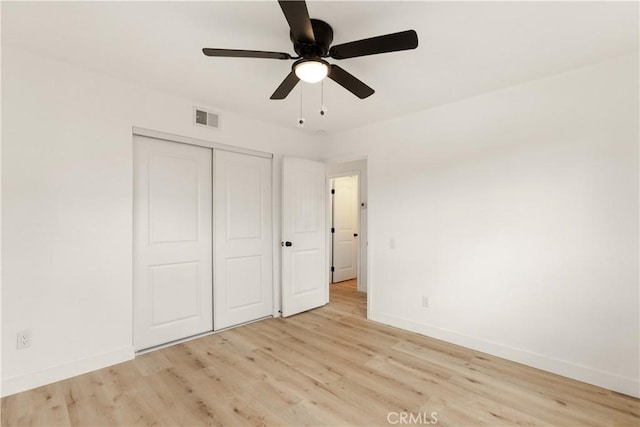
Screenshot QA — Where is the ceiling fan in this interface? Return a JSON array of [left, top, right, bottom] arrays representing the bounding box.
[[202, 0, 418, 100]]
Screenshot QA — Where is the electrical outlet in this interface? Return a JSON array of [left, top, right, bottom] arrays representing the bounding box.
[[17, 330, 32, 349], [422, 296, 430, 308]]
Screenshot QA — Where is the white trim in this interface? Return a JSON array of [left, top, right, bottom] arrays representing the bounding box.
[[271, 156, 281, 318], [325, 154, 368, 164], [328, 172, 361, 287], [1, 346, 135, 398], [329, 170, 360, 179], [211, 148, 216, 330], [327, 157, 369, 296], [365, 159, 372, 320], [370, 311, 640, 398], [132, 127, 272, 159], [326, 168, 331, 305]]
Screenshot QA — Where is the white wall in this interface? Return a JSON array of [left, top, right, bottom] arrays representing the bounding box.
[[323, 54, 639, 397], [1, 46, 321, 396]]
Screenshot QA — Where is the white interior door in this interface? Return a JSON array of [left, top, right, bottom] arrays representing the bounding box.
[[281, 157, 328, 317], [332, 175, 358, 283], [133, 136, 213, 350], [214, 150, 273, 329]]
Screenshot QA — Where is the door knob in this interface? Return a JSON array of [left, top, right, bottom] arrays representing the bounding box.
[[281, 241, 293, 247], [354, 233, 358, 237]]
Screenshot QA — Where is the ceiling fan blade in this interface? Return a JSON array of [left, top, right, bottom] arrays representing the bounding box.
[[329, 30, 418, 60], [270, 71, 300, 100], [328, 65, 374, 99], [278, 0, 315, 44], [202, 48, 292, 60]]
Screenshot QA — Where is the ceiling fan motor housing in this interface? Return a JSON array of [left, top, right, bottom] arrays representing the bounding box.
[[291, 19, 334, 58]]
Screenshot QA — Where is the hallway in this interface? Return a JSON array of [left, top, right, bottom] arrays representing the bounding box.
[[329, 279, 366, 318]]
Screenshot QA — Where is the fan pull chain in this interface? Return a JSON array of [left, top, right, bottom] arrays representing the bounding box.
[[298, 84, 305, 127], [320, 80, 327, 117]]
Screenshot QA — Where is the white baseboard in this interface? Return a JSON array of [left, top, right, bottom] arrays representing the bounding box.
[[1, 346, 135, 397], [370, 311, 639, 398]]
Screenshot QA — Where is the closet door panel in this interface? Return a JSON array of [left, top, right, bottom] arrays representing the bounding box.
[[133, 136, 213, 350], [214, 150, 273, 329]]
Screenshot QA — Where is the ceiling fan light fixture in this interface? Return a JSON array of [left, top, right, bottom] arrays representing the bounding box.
[[203, 1, 419, 99], [294, 59, 329, 83]]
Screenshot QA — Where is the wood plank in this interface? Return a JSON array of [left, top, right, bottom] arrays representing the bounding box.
[[2, 280, 638, 426]]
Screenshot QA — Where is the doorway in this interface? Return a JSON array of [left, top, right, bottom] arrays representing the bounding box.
[[331, 175, 359, 283], [328, 159, 368, 301]]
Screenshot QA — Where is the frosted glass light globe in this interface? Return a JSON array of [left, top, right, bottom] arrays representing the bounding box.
[[295, 61, 329, 83]]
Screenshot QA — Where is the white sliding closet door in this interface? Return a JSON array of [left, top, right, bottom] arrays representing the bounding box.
[[133, 136, 213, 351], [214, 150, 273, 329]]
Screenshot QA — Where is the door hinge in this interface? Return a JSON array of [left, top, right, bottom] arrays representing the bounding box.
[[331, 266, 335, 272], [331, 189, 335, 194], [331, 227, 335, 233]]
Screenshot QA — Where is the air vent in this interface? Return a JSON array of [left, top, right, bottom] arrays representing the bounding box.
[[193, 107, 221, 130]]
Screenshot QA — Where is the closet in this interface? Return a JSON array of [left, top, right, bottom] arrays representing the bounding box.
[[132, 131, 272, 351]]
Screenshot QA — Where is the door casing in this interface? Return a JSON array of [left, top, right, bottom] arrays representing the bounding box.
[[331, 175, 359, 283]]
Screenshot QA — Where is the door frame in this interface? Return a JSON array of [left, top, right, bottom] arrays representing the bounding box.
[[329, 174, 359, 284], [327, 155, 373, 318], [132, 127, 275, 351]]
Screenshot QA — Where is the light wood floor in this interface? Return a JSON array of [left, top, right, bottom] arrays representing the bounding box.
[[2, 279, 638, 426]]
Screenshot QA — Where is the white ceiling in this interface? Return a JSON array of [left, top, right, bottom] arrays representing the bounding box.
[[2, 1, 638, 134]]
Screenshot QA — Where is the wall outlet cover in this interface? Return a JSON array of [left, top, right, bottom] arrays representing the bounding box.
[[17, 330, 32, 349]]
